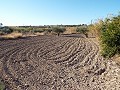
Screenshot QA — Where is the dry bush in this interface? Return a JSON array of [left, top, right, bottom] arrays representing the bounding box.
[[88, 20, 104, 38]]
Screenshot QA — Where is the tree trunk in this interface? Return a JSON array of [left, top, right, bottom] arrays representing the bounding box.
[[57, 33, 60, 36]]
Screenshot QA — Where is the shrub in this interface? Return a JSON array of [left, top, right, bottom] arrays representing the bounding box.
[[0, 79, 5, 90], [52, 27, 66, 36], [100, 14, 120, 58], [76, 26, 88, 37], [0, 27, 13, 34], [33, 29, 45, 33]]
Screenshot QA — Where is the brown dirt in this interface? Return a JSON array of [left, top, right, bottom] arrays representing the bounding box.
[[0, 35, 120, 90]]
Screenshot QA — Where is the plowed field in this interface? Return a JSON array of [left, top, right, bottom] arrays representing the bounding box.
[[0, 35, 120, 90]]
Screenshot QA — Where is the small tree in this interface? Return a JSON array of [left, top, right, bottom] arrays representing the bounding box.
[[76, 27, 88, 37], [52, 27, 66, 36]]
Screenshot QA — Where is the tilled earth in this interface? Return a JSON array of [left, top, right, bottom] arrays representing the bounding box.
[[0, 35, 120, 90]]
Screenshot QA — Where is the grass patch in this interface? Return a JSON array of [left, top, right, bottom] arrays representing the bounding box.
[[0, 32, 22, 40], [0, 79, 5, 90]]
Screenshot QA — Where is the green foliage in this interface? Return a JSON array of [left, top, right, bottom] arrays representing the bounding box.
[[33, 29, 45, 33], [52, 27, 66, 36], [12, 27, 33, 33], [100, 14, 120, 58], [76, 27, 88, 37], [101, 44, 118, 58], [0, 27, 13, 34], [0, 84, 5, 90], [0, 79, 5, 90]]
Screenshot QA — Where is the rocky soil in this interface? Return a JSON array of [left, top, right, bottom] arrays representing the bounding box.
[[0, 35, 120, 90]]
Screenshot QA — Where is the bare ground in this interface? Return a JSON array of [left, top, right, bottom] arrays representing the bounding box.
[[0, 35, 120, 90]]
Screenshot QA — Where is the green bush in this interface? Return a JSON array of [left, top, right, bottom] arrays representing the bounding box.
[[0, 27, 13, 34], [52, 27, 66, 36], [16, 28, 23, 33], [33, 29, 45, 33], [76, 27, 88, 37], [16, 28, 32, 34], [100, 14, 120, 58], [0, 84, 5, 90], [0, 79, 5, 90]]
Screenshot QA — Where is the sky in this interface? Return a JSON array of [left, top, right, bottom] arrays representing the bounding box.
[[0, 0, 120, 26]]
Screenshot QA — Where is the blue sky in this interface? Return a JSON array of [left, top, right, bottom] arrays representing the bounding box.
[[0, 0, 120, 26]]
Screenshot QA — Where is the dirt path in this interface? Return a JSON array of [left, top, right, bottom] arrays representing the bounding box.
[[0, 35, 120, 90]]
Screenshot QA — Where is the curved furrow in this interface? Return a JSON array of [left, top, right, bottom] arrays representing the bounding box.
[[63, 38, 92, 67], [73, 39, 97, 69], [36, 38, 74, 59], [12, 36, 68, 64], [81, 40, 99, 68], [56, 39, 84, 65], [40, 38, 77, 60], [1, 48, 28, 89], [53, 38, 81, 63]]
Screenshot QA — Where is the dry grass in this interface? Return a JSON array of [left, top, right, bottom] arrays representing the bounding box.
[[64, 27, 77, 34], [0, 32, 22, 39], [0, 32, 48, 40], [35, 32, 47, 36], [112, 55, 120, 65]]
